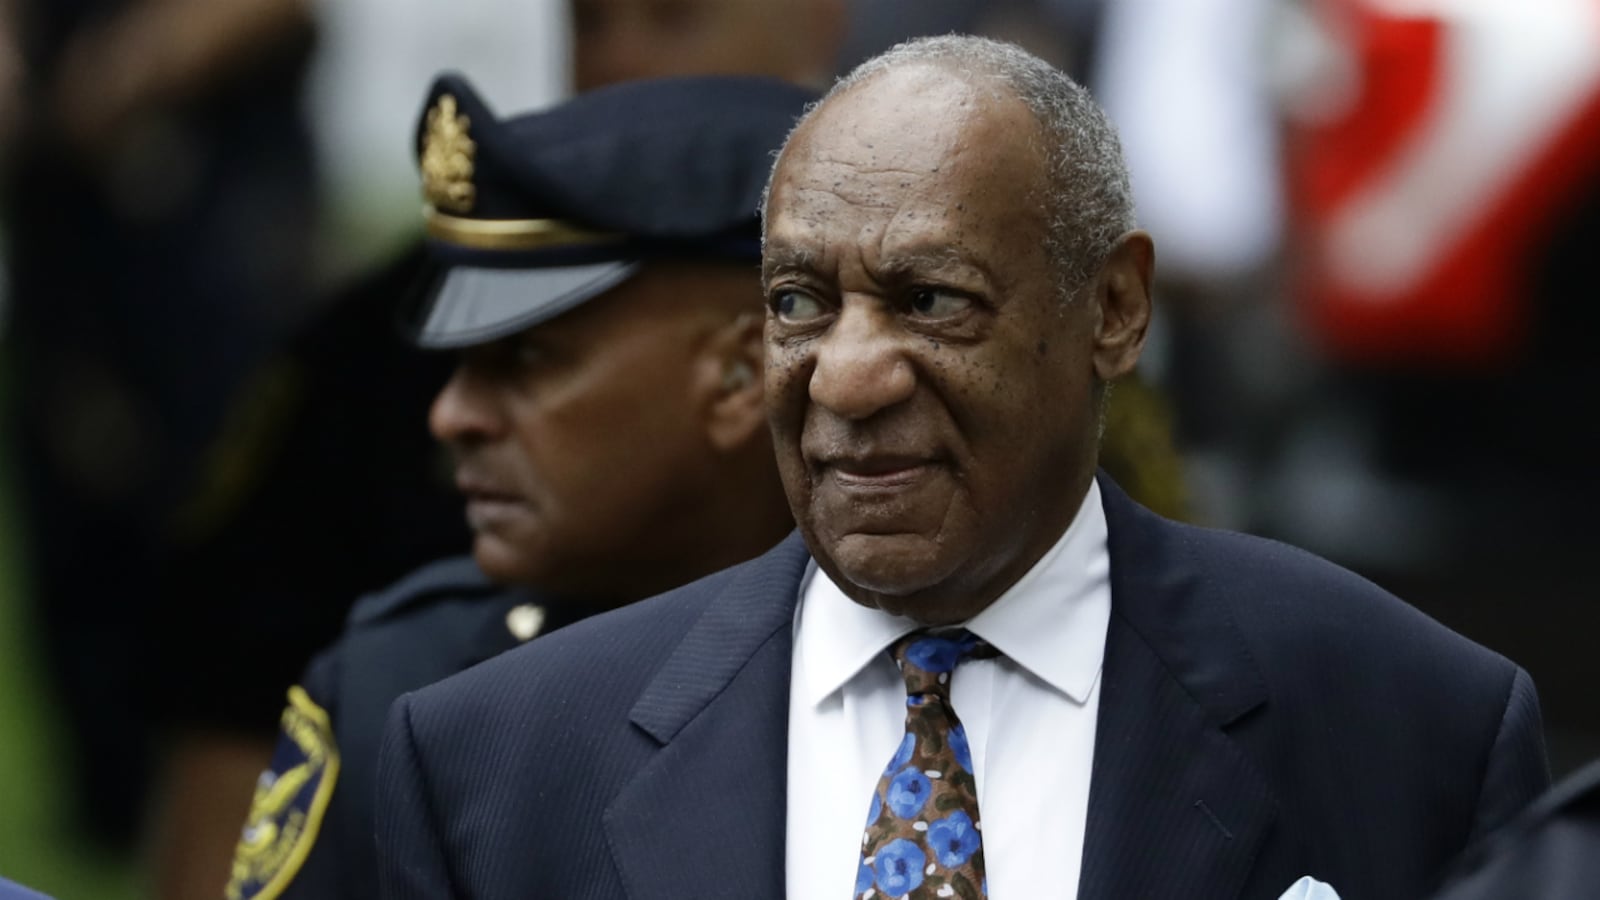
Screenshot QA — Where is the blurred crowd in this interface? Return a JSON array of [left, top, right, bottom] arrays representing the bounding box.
[[0, 0, 1595, 897]]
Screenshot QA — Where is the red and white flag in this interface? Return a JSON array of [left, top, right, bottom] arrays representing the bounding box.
[[1285, 0, 1600, 368]]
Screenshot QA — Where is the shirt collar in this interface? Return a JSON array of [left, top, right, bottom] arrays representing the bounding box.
[[795, 480, 1111, 707]]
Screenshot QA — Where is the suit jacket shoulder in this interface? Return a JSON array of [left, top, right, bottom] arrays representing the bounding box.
[[1093, 478, 1549, 899], [1106, 478, 1525, 715]]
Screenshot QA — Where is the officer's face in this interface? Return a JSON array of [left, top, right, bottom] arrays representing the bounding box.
[[762, 67, 1147, 625], [570, 0, 840, 91], [430, 265, 746, 597]]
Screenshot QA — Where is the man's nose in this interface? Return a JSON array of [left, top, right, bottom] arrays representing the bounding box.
[[429, 365, 504, 446], [808, 302, 916, 420]]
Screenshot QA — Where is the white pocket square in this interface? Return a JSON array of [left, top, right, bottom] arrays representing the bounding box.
[[1278, 875, 1341, 900]]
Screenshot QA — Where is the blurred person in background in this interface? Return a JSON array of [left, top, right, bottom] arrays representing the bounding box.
[[224, 72, 810, 900], [0, 0, 317, 865]]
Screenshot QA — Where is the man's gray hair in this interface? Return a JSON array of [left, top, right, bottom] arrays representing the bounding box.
[[764, 34, 1137, 298]]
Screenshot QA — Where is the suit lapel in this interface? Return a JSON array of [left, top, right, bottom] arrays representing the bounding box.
[[604, 533, 811, 900], [1078, 478, 1278, 900]]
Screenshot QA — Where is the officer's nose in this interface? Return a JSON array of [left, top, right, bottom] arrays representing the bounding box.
[[808, 302, 916, 421], [429, 363, 505, 446]]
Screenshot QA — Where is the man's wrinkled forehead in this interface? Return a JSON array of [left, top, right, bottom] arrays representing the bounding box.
[[764, 67, 1043, 263], [770, 80, 947, 213], [785, 66, 980, 159]]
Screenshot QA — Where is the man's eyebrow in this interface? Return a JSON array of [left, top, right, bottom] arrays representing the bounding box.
[[761, 243, 992, 283], [761, 244, 817, 278], [877, 246, 991, 283]]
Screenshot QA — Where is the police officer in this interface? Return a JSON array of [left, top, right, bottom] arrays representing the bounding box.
[[223, 74, 809, 899]]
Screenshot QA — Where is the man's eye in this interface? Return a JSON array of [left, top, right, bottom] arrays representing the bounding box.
[[908, 288, 971, 318], [772, 289, 826, 322]]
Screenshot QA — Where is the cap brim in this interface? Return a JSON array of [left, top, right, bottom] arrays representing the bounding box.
[[410, 260, 640, 349]]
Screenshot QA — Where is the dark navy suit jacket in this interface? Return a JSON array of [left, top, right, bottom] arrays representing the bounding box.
[[375, 479, 1549, 899]]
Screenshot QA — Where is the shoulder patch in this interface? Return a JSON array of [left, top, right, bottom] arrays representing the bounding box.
[[225, 687, 341, 900]]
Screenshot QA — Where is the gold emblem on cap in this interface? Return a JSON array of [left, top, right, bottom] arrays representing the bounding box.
[[421, 94, 476, 214]]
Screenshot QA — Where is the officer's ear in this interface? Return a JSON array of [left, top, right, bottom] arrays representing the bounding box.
[[697, 310, 766, 452]]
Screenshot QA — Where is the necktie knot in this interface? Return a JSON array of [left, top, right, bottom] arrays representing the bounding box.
[[890, 629, 997, 703]]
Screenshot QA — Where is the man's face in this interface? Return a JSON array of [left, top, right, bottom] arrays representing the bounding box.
[[430, 265, 734, 597], [762, 68, 1107, 625], [570, 0, 837, 91]]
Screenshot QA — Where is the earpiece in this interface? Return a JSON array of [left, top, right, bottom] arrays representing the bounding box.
[[722, 360, 754, 391]]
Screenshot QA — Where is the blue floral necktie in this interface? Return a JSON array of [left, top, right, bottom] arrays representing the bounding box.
[[855, 630, 997, 899]]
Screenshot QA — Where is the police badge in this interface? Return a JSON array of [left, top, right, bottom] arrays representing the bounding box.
[[225, 687, 341, 900]]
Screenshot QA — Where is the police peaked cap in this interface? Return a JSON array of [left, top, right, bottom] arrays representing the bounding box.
[[406, 73, 817, 348]]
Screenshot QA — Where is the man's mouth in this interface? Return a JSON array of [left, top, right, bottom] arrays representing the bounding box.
[[457, 478, 520, 500], [455, 474, 528, 529], [822, 454, 939, 489]]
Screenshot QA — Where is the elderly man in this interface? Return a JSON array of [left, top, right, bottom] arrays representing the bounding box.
[[223, 74, 805, 899], [375, 36, 1547, 900]]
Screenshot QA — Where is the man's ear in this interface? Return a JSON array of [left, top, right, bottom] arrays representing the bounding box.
[[1090, 230, 1154, 382], [697, 311, 767, 452]]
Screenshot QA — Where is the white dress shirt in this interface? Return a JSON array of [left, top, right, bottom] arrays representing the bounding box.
[[786, 482, 1111, 899]]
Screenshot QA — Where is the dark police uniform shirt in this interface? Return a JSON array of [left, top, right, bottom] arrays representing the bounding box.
[[224, 557, 586, 900]]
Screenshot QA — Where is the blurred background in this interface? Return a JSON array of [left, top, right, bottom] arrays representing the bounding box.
[[0, 0, 1595, 896]]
